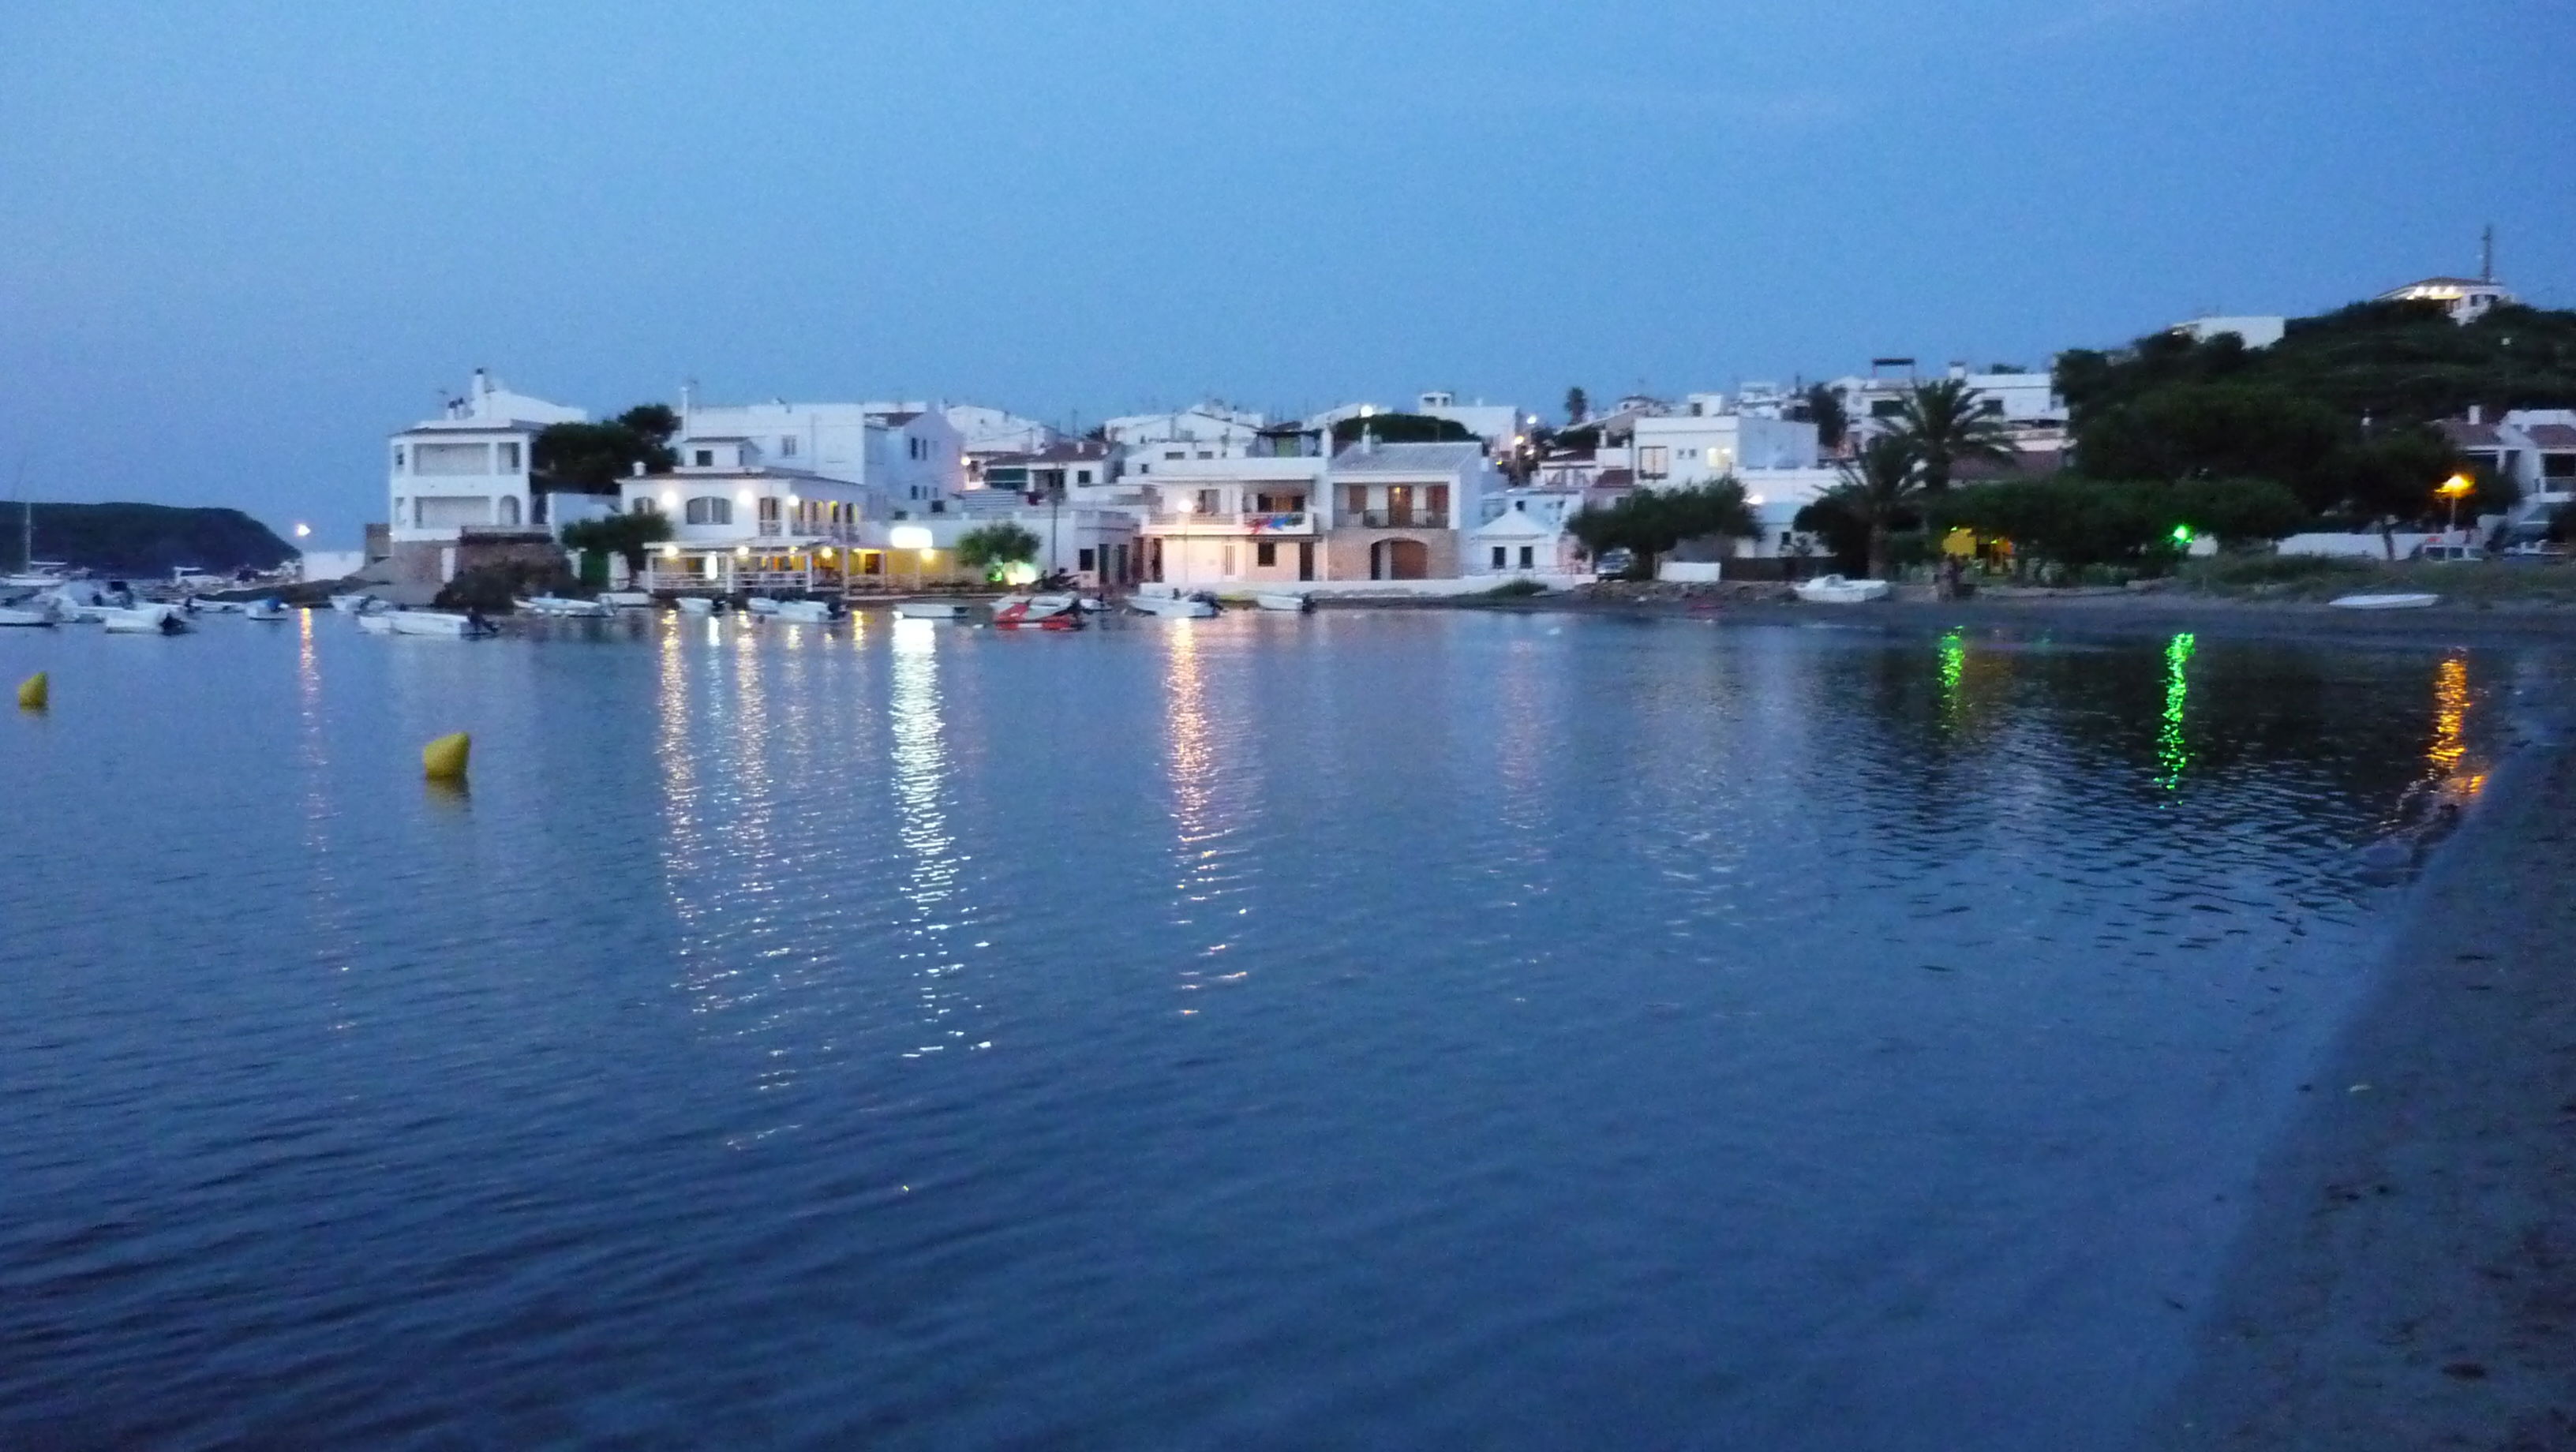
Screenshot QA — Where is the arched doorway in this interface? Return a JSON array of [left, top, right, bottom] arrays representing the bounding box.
[[1370, 538, 1428, 580]]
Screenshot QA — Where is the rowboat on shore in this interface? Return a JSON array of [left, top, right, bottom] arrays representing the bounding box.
[[2328, 592, 2440, 611], [1794, 574, 1892, 604]]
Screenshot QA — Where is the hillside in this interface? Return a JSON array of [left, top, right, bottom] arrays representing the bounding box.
[[2, 502, 297, 578]]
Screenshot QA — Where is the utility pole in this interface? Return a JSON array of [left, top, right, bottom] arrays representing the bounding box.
[[2481, 223, 2496, 283]]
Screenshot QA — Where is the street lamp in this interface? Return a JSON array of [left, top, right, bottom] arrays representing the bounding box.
[[2436, 473, 2475, 540]]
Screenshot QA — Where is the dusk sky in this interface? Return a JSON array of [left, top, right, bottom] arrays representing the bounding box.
[[3, 0, 2570, 547]]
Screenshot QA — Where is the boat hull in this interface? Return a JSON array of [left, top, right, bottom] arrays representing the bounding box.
[[2329, 593, 2441, 610], [1794, 575, 1892, 604], [1130, 593, 1219, 619], [893, 601, 964, 620], [387, 611, 497, 638], [992, 594, 1084, 630], [1253, 593, 1312, 612]]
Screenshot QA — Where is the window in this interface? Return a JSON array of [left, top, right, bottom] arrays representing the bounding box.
[[1492, 546, 1507, 569], [393, 447, 407, 470], [498, 442, 522, 472], [414, 442, 491, 475], [1196, 488, 1220, 516], [1196, 451, 1213, 460], [1076, 470, 1092, 485], [1164, 451, 1183, 461], [1979, 399, 2005, 416], [1137, 463, 1150, 475], [1222, 544, 1236, 575], [1078, 547, 1096, 571], [1519, 545, 1534, 569], [2545, 454, 2576, 480], [1869, 399, 1904, 417], [1639, 446, 1670, 480], [1256, 541, 1276, 567], [757, 496, 781, 529], [633, 496, 658, 515], [780, 436, 798, 458], [694, 449, 715, 467], [685, 496, 733, 525], [1345, 484, 1368, 516], [498, 495, 521, 526]]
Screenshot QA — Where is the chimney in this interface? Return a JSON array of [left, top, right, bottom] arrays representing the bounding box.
[[2468, 404, 2483, 425]]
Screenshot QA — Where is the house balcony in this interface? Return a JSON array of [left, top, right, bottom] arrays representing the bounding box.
[[1339, 510, 1451, 530], [1143, 510, 1315, 536]]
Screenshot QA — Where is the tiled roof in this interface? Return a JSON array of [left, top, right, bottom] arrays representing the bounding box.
[[2439, 420, 2504, 448], [2525, 424, 2576, 448]]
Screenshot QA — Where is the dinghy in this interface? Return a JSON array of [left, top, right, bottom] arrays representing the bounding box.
[[675, 596, 721, 616], [774, 599, 839, 623], [328, 593, 376, 613], [355, 612, 396, 634], [893, 600, 964, 620], [1793, 574, 1892, 604], [743, 597, 784, 616], [518, 595, 610, 618], [0, 602, 58, 627], [245, 598, 290, 621], [600, 590, 655, 608], [1254, 592, 1313, 613]]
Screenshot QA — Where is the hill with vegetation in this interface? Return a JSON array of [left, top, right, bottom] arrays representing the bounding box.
[[2056, 299, 2576, 521], [3, 503, 297, 578]]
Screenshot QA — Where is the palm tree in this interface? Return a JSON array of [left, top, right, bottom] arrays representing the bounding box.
[[1892, 379, 2016, 493], [1833, 433, 1924, 581]]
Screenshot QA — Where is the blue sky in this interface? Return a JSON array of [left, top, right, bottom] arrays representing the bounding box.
[[2, 0, 2569, 546]]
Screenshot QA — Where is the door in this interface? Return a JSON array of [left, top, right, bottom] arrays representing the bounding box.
[[1387, 485, 1414, 527], [1297, 541, 1314, 581]]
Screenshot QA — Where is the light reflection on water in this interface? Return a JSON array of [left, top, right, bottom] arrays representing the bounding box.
[[0, 611, 2556, 1450]]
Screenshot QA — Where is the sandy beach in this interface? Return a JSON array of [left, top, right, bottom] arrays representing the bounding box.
[[2130, 688, 2576, 1447]]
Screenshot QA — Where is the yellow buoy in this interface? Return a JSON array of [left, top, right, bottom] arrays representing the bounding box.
[[422, 732, 471, 781], [16, 672, 46, 712]]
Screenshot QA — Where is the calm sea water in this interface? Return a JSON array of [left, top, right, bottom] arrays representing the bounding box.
[[0, 608, 2533, 1449]]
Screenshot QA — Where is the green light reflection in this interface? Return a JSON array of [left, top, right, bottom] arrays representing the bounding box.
[[2157, 631, 2197, 789]]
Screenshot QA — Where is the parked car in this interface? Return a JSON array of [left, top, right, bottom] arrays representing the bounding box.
[[2413, 542, 2485, 563], [1593, 548, 1636, 579], [2499, 542, 2568, 562]]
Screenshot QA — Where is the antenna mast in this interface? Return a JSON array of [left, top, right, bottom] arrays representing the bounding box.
[[2481, 223, 2496, 283]]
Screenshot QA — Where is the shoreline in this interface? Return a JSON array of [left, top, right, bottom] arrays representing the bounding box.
[[1329, 587, 2576, 649], [2136, 698, 2576, 1447]]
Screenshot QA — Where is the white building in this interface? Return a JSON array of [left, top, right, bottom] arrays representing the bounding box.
[[1628, 412, 1819, 485], [945, 403, 1060, 458], [1413, 391, 1525, 452], [1101, 403, 1270, 454], [1322, 440, 1501, 582], [384, 369, 587, 593], [1469, 485, 1588, 579], [1833, 362, 2063, 429], [2440, 407, 2576, 541], [2379, 275, 2515, 324], [1136, 432, 1331, 587], [671, 398, 966, 517]]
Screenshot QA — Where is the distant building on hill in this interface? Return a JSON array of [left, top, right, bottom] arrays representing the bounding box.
[[2379, 276, 2515, 324]]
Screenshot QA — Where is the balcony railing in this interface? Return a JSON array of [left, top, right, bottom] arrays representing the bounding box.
[[1342, 510, 1450, 530], [1146, 510, 1314, 534]]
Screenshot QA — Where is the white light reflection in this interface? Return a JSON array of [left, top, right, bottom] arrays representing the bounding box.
[[1162, 621, 1256, 1009], [889, 618, 979, 1057]]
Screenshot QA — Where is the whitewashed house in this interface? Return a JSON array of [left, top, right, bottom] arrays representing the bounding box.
[[1102, 403, 1271, 456], [384, 369, 587, 597], [1137, 427, 1331, 587], [1322, 440, 1500, 582]]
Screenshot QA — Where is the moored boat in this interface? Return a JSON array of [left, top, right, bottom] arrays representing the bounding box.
[[675, 596, 721, 616], [245, 598, 290, 621], [992, 593, 1085, 630], [1253, 592, 1313, 613], [2328, 592, 2440, 611], [0, 602, 58, 627], [600, 590, 655, 608], [893, 599, 964, 620], [743, 597, 784, 616], [1130, 591, 1219, 619], [518, 595, 611, 618], [1793, 574, 1892, 604], [101, 604, 189, 634], [355, 611, 396, 634], [387, 609, 498, 638], [773, 599, 839, 623]]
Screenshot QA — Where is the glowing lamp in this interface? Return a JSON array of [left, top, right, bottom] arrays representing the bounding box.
[[2170, 524, 2195, 545], [293, 522, 312, 539], [2436, 473, 2475, 500]]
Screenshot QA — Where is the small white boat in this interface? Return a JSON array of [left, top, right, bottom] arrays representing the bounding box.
[[1254, 592, 1313, 613], [774, 599, 839, 623], [245, 599, 290, 621], [518, 595, 611, 618], [328, 593, 376, 613], [675, 596, 720, 616], [192, 597, 245, 614], [1794, 574, 1892, 604], [0, 603, 58, 627], [387, 610, 498, 638], [101, 604, 189, 634], [355, 612, 396, 634], [991, 593, 1084, 630], [2329, 592, 2440, 611], [743, 597, 784, 616], [893, 600, 964, 620], [601, 590, 655, 609], [1130, 591, 1219, 619]]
